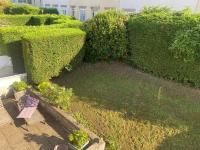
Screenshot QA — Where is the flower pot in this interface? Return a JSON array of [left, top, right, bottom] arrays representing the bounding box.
[[13, 89, 26, 101], [68, 141, 89, 150]]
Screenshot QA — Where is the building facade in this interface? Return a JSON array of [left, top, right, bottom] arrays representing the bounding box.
[[134, 0, 200, 12], [11, 0, 200, 20], [41, 0, 70, 15]]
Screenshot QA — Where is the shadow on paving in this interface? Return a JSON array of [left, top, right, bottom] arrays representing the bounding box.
[[24, 133, 65, 150], [53, 62, 200, 149]]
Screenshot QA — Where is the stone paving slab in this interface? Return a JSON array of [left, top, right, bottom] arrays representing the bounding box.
[[0, 99, 67, 150]]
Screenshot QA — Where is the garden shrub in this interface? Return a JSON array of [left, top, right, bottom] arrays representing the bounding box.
[[170, 26, 200, 62], [38, 82, 73, 111], [0, 0, 10, 14], [0, 26, 66, 73], [68, 130, 89, 149], [40, 8, 59, 14], [68, 130, 90, 149], [0, 15, 32, 26], [83, 10, 128, 62], [26, 15, 50, 25], [128, 9, 200, 87], [4, 4, 40, 15], [51, 20, 82, 28], [12, 81, 28, 91], [141, 6, 173, 15], [22, 28, 86, 83], [0, 14, 74, 26]]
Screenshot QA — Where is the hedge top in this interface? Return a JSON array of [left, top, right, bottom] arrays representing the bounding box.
[[22, 28, 85, 40]]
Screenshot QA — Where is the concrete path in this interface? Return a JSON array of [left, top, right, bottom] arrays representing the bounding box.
[[0, 99, 68, 150]]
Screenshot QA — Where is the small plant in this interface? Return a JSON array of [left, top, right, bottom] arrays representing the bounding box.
[[38, 82, 73, 111], [12, 81, 28, 92], [68, 130, 89, 149], [106, 136, 119, 150], [37, 82, 52, 96]]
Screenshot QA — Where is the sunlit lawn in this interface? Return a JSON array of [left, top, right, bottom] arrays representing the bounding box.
[[54, 62, 200, 150]]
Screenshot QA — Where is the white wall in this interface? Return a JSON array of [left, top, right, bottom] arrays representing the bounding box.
[[0, 74, 27, 98], [134, 0, 199, 12], [120, 0, 134, 9], [0, 56, 13, 78], [42, 0, 70, 15]]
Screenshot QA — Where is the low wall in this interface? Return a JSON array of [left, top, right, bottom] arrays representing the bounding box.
[[30, 91, 106, 150], [0, 73, 27, 99]]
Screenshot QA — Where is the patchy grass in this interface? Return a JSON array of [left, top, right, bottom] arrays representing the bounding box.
[[54, 62, 200, 150]]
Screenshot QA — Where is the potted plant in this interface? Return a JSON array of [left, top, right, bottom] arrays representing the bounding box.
[[12, 81, 28, 101], [68, 130, 89, 150]]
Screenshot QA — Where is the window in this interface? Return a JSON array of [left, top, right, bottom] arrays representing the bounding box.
[[79, 8, 86, 21], [61, 5, 67, 8], [71, 7, 75, 17], [52, 4, 58, 8], [45, 4, 50, 8], [61, 5, 67, 15], [91, 7, 99, 17], [18, 0, 26, 3], [123, 8, 136, 14]]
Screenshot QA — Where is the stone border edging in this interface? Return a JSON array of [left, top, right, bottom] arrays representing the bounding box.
[[30, 91, 105, 150]]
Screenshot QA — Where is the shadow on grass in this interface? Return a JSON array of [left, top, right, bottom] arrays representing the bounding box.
[[53, 62, 200, 149], [156, 127, 200, 150]]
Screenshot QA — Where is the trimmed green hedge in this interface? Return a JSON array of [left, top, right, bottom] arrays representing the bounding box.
[[0, 15, 32, 26], [4, 4, 40, 15], [51, 20, 82, 28], [0, 14, 73, 26], [22, 28, 85, 83], [83, 10, 128, 62], [0, 26, 65, 73], [128, 11, 200, 87]]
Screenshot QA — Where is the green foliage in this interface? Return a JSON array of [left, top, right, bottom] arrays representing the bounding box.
[[12, 81, 28, 91], [40, 8, 59, 14], [106, 136, 119, 150], [83, 10, 128, 62], [51, 19, 82, 28], [170, 26, 200, 62], [68, 130, 89, 149], [22, 28, 85, 83], [4, 4, 40, 15], [141, 6, 172, 14], [0, 15, 32, 26], [38, 82, 73, 111], [128, 10, 200, 87]]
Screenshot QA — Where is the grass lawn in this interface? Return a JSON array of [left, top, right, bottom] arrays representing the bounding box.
[[54, 62, 200, 150]]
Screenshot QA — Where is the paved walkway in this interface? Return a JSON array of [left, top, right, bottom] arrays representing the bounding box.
[[0, 99, 68, 150]]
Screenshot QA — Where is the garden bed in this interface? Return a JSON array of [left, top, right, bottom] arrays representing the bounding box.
[[30, 90, 105, 150]]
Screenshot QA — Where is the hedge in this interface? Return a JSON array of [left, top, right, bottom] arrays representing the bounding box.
[[0, 14, 74, 26], [4, 4, 40, 15], [83, 10, 128, 62], [51, 20, 82, 28], [0, 26, 39, 73], [128, 11, 200, 87], [0, 15, 32, 26], [22, 28, 86, 84], [0, 26, 65, 73], [40, 8, 59, 14]]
